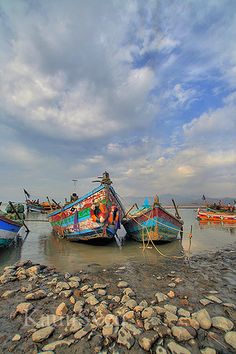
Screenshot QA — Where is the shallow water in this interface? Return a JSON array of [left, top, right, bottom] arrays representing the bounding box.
[[0, 209, 236, 273]]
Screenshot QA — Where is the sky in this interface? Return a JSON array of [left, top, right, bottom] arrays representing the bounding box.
[[0, 0, 236, 202]]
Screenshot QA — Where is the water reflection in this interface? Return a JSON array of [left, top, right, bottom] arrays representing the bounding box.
[[0, 209, 236, 273], [199, 220, 236, 235]]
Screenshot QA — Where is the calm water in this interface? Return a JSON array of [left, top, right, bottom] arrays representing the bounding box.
[[0, 209, 236, 273]]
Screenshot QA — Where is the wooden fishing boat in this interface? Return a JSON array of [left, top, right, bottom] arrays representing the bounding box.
[[122, 197, 183, 242], [0, 215, 22, 247], [48, 172, 125, 243], [197, 209, 236, 223]]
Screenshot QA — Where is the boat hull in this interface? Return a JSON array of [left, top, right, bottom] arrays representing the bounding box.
[[123, 205, 183, 242], [48, 185, 124, 243], [197, 209, 236, 223], [0, 216, 22, 248]]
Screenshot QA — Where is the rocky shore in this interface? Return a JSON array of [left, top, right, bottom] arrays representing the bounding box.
[[0, 247, 236, 354]]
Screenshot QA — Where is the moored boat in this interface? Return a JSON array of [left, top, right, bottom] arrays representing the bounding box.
[[197, 209, 236, 223], [48, 172, 125, 243], [122, 197, 183, 242], [0, 215, 23, 247]]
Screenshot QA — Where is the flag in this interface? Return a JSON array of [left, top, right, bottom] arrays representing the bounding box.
[[142, 197, 150, 208], [23, 189, 30, 199]]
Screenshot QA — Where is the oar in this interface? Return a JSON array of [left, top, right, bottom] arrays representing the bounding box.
[[9, 201, 30, 233], [52, 199, 61, 209], [46, 196, 53, 211], [124, 204, 138, 218]]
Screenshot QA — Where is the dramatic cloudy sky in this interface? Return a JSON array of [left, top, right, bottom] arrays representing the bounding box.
[[0, 0, 236, 202]]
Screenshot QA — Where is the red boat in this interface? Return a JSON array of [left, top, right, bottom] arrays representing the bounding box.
[[197, 209, 236, 223]]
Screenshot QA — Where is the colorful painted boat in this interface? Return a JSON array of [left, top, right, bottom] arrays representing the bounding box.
[[197, 209, 236, 223], [26, 201, 44, 213], [0, 215, 22, 247], [48, 172, 125, 242], [122, 197, 183, 242]]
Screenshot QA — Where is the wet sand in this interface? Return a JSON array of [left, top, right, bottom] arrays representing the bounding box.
[[0, 245, 236, 353]]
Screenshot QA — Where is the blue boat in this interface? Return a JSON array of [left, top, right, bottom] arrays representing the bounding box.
[[0, 215, 22, 247]]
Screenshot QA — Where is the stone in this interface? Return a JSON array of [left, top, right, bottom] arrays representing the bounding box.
[[154, 306, 166, 315], [67, 317, 82, 333], [98, 289, 106, 296], [193, 309, 212, 330], [155, 292, 168, 303], [86, 295, 99, 306], [42, 339, 75, 351], [94, 283, 107, 289], [167, 290, 175, 298], [12, 302, 33, 318], [12, 334, 21, 341], [168, 282, 176, 288], [142, 307, 155, 319], [70, 296, 76, 304], [167, 341, 191, 354], [80, 285, 89, 291], [200, 348, 216, 354], [25, 290, 47, 300], [177, 317, 199, 330], [1, 290, 17, 299], [26, 265, 40, 276], [121, 294, 131, 303], [123, 288, 135, 297], [32, 326, 54, 342], [144, 317, 162, 331], [164, 311, 178, 326], [122, 321, 142, 336], [36, 314, 64, 328], [74, 324, 94, 339], [134, 305, 144, 312], [56, 302, 68, 316], [68, 281, 80, 288], [200, 298, 213, 306], [104, 314, 119, 326], [60, 290, 72, 298], [125, 299, 137, 309], [117, 327, 135, 349], [123, 311, 135, 321], [164, 304, 177, 314], [113, 296, 121, 303], [117, 281, 129, 288], [138, 331, 159, 351], [73, 300, 84, 313], [156, 345, 167, 354], [178, 308, 190, 317], [69, 276, 80, 283], [56, 281, 70, 290], [155, 324, 171, 337], [205, 295, 222, 304], [102, 324, 113, 337], [171, 326, 195, 342], [140, 300, 148, 307], [212, 316, 234, 332], [224, 331, 236, 350]]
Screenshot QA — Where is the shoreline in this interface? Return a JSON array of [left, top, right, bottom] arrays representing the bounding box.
[[0, 246, 236, 353]]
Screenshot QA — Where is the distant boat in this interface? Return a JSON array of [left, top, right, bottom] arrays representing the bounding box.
[[24, 189, 57, 212], [0, 215, 22, 247], [197, 209, 236, 223], [48, 172, 125, 243], [122, 196, 183, 242]]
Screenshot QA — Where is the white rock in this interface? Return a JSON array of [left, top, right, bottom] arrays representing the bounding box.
[[155, 292, 168, 303], [32, 326, 54, 343], [171, 326, 194, 341], [224, 331, 236, 350], [200, 348, 216, 354], [117, 327, 134, 349], [193, 309, 212, 330], [117, 281, 129, 288], [212, 316, 234, 332], [167, 341, 191, 354]]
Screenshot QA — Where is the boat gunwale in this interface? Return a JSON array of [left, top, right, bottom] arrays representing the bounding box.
[[0, 215, 23, 228]]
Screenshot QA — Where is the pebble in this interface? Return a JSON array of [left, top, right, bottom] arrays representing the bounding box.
[[12, 302, 34, 318], [98, 289, 106, 296], [104, 314, 120, 326], [42, 339, 75, 351], [86, 295, 99, 306], [144, 316, 161, 330], [142, 307, 155, 318], [168, 282, 176, 288], [167, 290, 175, 298], [125, 299, 137, 309], [60, 290, 72, 298], [25, 289, 47, 300], [56, 281, 70, 290], [177, 317, 199, 330], [117, 327, 135, 349], [178, 308, 190, 317], [171, 326, 195, 341], [164, 304, 177, 314], [223, 303, 236, 309], [117, 281, 129, 288], [102, 324, 113, 337], [224, 331, 236, 350], [12, 334, 21, 341], [200, 298, 213, 306], [155, 292, 168, 303], [122, 321, 142, 336], [205, 295, 222, 304], [55, 302, 68, 316], [156, 345, 167, 354], [73, 300, 84, 313], [1, 290, 17, 299], [212, 316, 234, 332], [74, 324, 94, 339], [94, 283, 107, 289], [193, 309, 212, 330], [167, 341, 191, 354], [138, 330, 159, 351], [32, 326, 54, 342], [123, 310, 135, 321], [67, 317, 82, 333], [164, 311, 178, 326], [200, 348, 216, 354]]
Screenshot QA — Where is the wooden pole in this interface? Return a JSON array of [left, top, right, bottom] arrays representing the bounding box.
[[52, 199, 61, 209], [9, 201, 30, 233], [46, 196, 53, 211], [172, 199, 181, 220]]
